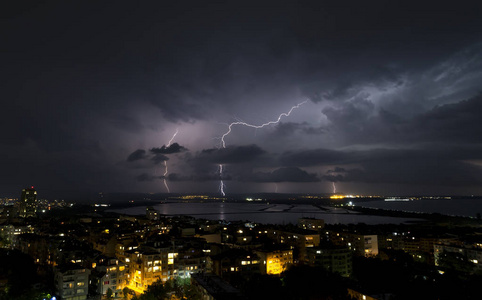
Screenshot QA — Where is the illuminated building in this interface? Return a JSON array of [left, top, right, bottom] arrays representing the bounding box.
[[361, 235, 378, 256], [123, 248, 177, 293], [207, 249, 260, 278], [298, 218, 325, 231], [255, 248, 293, 275], [0, 203, 18, 219], [266, 228, 320, 261], [434, 243, 482, 273], [16, 233, 98, 267], [171, 239, 206, 279], [146, 206, 160, 221], [0, 225, 33, 248], [54, 264, 90, 300], [16, 233, 55, 265], [383, 234, 453, 264], [306, 246, 352, 277], [94, 258, 126, 298], [19, 186, 37, 218], [326, 230, 379, 257]]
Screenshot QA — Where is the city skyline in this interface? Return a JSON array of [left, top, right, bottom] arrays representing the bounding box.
[[3, 1, 482, 200]]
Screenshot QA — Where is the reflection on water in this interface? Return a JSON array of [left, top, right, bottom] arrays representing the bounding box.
[[109, 202, 422, 225]]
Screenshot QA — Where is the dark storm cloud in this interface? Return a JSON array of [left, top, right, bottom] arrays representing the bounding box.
[[166, 173, 192, 182], [167, 172, 232, 182], [323, 168, 362, 183], [327, 167, 347, 174], [320, 94, 482, 147], [320, 98, 406, 146], [170, 163, 320, 184], [273, 122, 326, 137], [293, 2, 482, 105], [127, 149, 147, 162], [280, 149, 352, 167], [407, 94, 482, 144], [196, 145, 266, 165], [150, 143, 186, 155], [127, 142, 187, 167], [136, 173, 162, 182], [168, 145, 269, 183], [249, 167, 319, 183], [151, 154, 169, 164]]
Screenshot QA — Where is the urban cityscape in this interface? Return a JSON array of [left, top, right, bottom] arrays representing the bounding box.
[[3, 1, 482, 300], [2, 188, 482, 299]]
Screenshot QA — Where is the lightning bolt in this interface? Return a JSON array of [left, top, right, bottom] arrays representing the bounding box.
[[218, 100, 307, 196], [220, 101, 307, 148], [219, 165, 225, 196], [163, 129, 179, 193], [332, 182, 336, 194]]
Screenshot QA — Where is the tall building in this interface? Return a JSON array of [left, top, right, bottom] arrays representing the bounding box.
[[255, 248, 293, 275], [19, 186, 37, 218], [306, 245, 353, 277], [123, 248, 177, 294], [54, 264, 90, 300], [94, 258, 127, 298]]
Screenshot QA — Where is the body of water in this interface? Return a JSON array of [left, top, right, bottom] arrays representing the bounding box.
[[109, 202, 422, 225]]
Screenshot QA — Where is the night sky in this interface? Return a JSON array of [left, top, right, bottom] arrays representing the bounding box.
[[3, 1, 482, 200]]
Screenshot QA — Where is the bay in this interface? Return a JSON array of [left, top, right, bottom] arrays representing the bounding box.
[[109, 202, 422, 225]]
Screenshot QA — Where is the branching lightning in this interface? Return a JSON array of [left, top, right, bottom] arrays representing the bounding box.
[[220, 101, 307, 148], [218, 101, 307, 196], [163, 129, 179, 193]]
